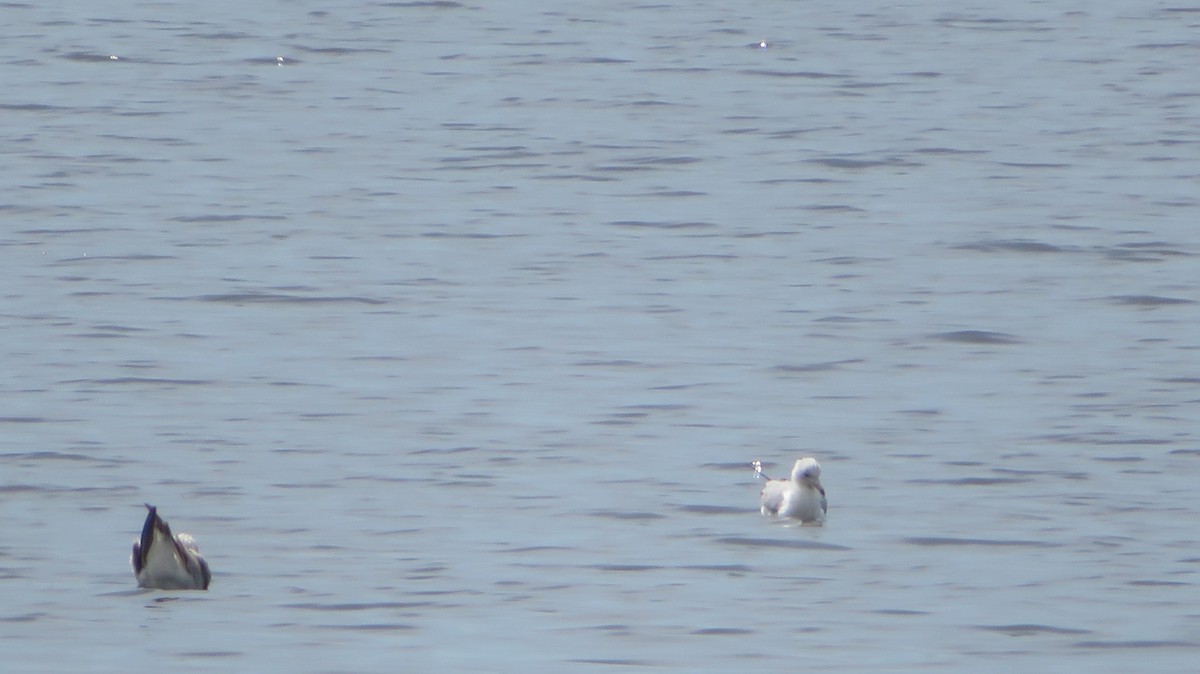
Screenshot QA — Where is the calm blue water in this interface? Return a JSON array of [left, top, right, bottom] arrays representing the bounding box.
[[2, 1, 1198, 672]]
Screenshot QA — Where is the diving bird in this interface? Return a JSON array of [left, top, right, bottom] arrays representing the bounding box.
[[753, 458, 827, 523], [131, 504, 211, 590]]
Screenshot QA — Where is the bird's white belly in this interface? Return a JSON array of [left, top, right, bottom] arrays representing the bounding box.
[[137, 532, 196, 589], [780, 486, 825, 522]]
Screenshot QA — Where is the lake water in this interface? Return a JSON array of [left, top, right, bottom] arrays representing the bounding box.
[[2, 1, 1198, 672]]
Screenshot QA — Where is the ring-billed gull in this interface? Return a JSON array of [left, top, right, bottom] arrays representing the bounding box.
[[753, 458, 827, 524], [131, 504, 211, 590]]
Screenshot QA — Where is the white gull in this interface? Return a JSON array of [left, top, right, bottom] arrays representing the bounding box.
[[131, 504, 211, 590], [753, 458, 827, 524]]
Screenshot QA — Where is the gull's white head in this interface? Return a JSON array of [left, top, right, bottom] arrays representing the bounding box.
[[790, 457, 822, 484]]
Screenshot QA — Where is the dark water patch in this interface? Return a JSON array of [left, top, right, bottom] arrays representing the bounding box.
[[1160, 377, 1200, 385], [92, 324, 149, 333], [574, 359, 645, 367], [589, 564, 662, 572], [995, 467, 1088, 481], [623, 155, 701, 166], [976, 623, 1092, 637], [381, 1, 464, 7], [499, 546, 571, 554], [1168, 448, 1200, 456], [1107, 295, 1194, 306], [588, 624, 632, 633], [931, 330, 1021, 345], [691, 627, 754, 636], [682, 564, 754, 574], [642, 66, 712, 75], [593, 164, 656, 174], [619, 97, 676, 106], [535, 172, 617, 182], [589, 510, 666, 521], [597, 407, 652, 417], [18, 227, 119, 236], [648, 382, 715, 391], [2, 103, 75, 113], [935, 16, 1051, 30], [913, 146, 985, 155], [718, 537, 852, 551], [464, 144, 527, 152], [170, 214, 286, 223], [806, 156, 917, 169], [187, 31, 255, 40], [741, 69, 842, 79], [771, 359, 863, 373], [2, 451, 123, 465], [438, 160, 550, 171], [814, 256, 884, 265], [285, 602, 432, 611], [997, 161, 1072, 169], [645, 254, 736, 261], [0, 484, 51, 494], [908, 477, 1030, 486], [609, 220, 717, 229], [1134, 42, 1193, 50], [320, 623, 417, 631], [1128, 579, 1188, 587], [0, 417, 52, 423], [1039, 433, 1171, 446], [1092, 455, 1143, 463], [0, 613, 46, 623], [98, 134, 191, 147], [678, 504, 745, 515], [569, 659, 658, 667], [436, 478, 495, 488], [421, 231, 522, 240], [762, 177, 842, 187], [1106, 241, 1193, 259], [167, 293, 387, 305], [272, 447, 325, 455], [874, 608, 930, 615], [77, 377, 212, 386], [618, 404, 690, 412], [293, 45, 389, 55], [593, 418, 636, 426], [1074, 639, 1195, 649], [904, 537, 1058, 548], [177, 651, 243, 658], [955, 239, 1071, 254], [53, 254, 175, 264], [411, 446, 477, 455], [1, 483, 133, 494], [568, 56, 633, 65], [299, 412, 351, 420]]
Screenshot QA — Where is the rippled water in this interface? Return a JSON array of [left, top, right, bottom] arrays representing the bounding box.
[[2, 1, 1198, 672]]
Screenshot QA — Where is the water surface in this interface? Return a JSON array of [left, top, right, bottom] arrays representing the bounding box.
[[2, 1, 1198, 672]]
